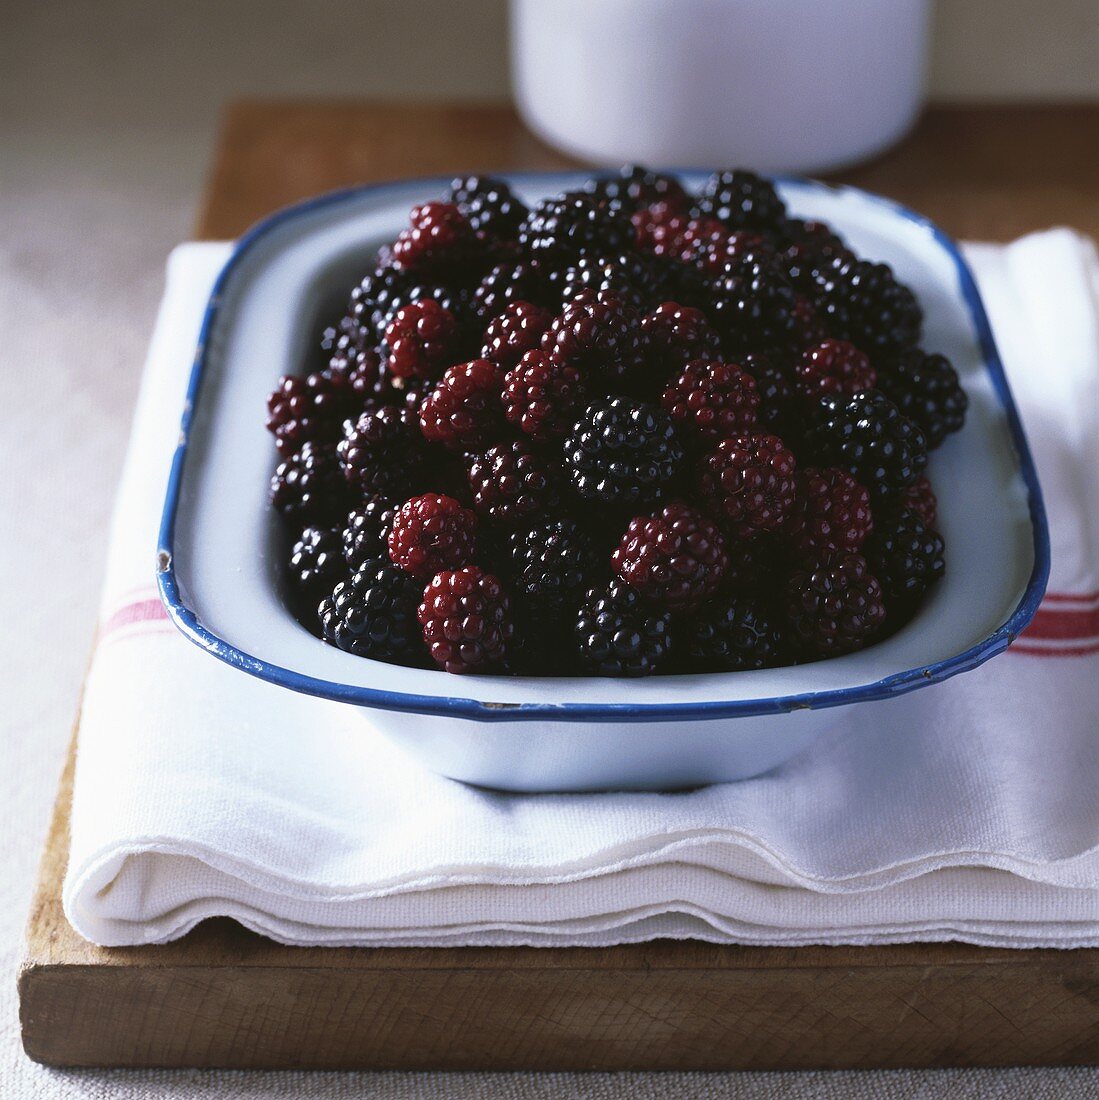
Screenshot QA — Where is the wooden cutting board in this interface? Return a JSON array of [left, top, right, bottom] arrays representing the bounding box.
[[19, 101, 1099, 1070]]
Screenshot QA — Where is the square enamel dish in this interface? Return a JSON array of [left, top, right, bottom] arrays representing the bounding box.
[[158, 172, 1049, 792]]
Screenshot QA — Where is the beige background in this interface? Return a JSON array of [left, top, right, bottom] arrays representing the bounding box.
[[3, 0, 1099, 1096]]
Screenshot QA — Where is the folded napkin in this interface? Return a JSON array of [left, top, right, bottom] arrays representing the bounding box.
[[64, 230, 1099, 949]]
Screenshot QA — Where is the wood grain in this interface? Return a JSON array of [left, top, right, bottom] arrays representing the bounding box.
[[20, 99, 1099, 1071]]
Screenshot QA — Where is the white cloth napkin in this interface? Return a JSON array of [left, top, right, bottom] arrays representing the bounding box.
[[64, 231, 1099, 949]]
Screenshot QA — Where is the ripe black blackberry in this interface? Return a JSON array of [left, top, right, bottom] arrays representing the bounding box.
[[584, 165, 690, 215], [319, 558, 425, 664], [707, 250, 801, 356], [685, 594, 785, 672], [564, 398, 686, 507], [347, 263, 415, 345], [466, 440, 562, 526], [287, 525, 346, 615], [449, 175, 528, 240], [418, 567, 513, 673], [541, 290, 647, 385], [265, 370, 357, 457], [691, 169, 786, 234], [576, 580, 673, 677], [810, 253, 922, 356], [270, 441, 349, 525], [518, 192, 634, 261], [786, 551, 887, 659], [546, 251, 663, 312], [337, 406, 428, 500], [325, 332, 386, 403], [805, 390, 928, 499], [472, 260, 549, 320], [507, 518, 605, 616], [342, 498, 396, 571], [866, 508, 945, 607], [877, 349, 968, 450]]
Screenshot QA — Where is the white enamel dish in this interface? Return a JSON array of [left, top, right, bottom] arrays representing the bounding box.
[[158, 172, 1049, 792]]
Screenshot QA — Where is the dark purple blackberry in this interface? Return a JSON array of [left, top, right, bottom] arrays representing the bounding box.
[[691, 169, 786, 234], [466, 440, 562, 527], [472, 260, 550, 319], [866, 508, 945, 607], [337, 406, 429, 500], [805, 390, 928, 499], [342, 498, 396, 571], [877, 350, 968, 450], [287, 525, 347, 614], [707, 250, 800, 356], [811, 253, 922, 356], [265, 371, 357, 457], [347, 263, 415, 345], [741, 353, 803, 440], [641, 303, 723, 372], [777, 218, 848, 293], [449, 175, 528, 240], [319, 558, 425, 664], [481, 300, 554, 372], [685, 594, 785, 672], [270, 441, 349, 525], [541, 290, 648, 385], [325, 332, 386, 402], [576, 579, 673, 676], [508, 518, 605, 615], [518, 192, 633, 261], [786, 552, 887, 658], [564, 398, 686, 507], [584, 165, 690, 215], [545, 251, 665, 312]]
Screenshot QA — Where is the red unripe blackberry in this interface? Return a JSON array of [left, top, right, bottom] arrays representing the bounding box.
[[786, 551, 886, 658], [796, 339, 876, 397], [481, 300, 554, 372], [265, 371, 357, 457], [641, 303, 722, 372], [632, 203, 693, 259], [338, 405, 427, 500], [611, 502, 728, 613], [387, 493, 478, 581], [419, 359, 505, 451], [662, 359, 761, 445], [502, 349, 585, 444], [418, 567, 513, 673], [466, 440, 561, 526], [698, 432, 797, 537], [787, 467, 873, 559], [383, 299, 460, 381], [677, 217, 732, 265], [541, 290, 647, 385], [693, 229, 768, 275], [393, 201, 476, 272]]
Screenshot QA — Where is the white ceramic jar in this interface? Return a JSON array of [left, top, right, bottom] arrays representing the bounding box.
[[510, 0, 931, 173]]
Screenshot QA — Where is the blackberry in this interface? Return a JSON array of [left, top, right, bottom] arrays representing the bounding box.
[[707, 251, 800, 356], [632, 204, 697, 260], [518, 192, 633, 261], [382, 299, 461, 381], [805, 390, 927, 498], [342, 497, 396, 571], [877, 349, 967, 449], [692, 229, 768, 275], [449, 175, 528, 240], [481, 300, 554, 373], [502, 349, 586, 444], [691, 169, 786, 234], [473, 261, 549, 320], [347, 263, 415, 344], [795, 339, 877, 397], [541, 290, 647, 385], [778, 218, 847, 293], [326, 333, 386, 403], [661, 359, 760, 446], [584, 165, 689, 215], [787, 552, 886, 658], [564, 398, 686, 507], [697, 432, 797, 538], [287, 525, 346, 613], [466, 440, 561, 526], [898, 475, 938, 529], [611, 502, 727, 613], [419, 359, 506, 451], [811, 253, 922, 356], [507, 519, 604, 615], [546, 251, 664, 311], [265, 370, 357, 457], [641, 303, 722, 373], [866, 508, 945, 607], [787, 466, 873, 559], [742, 354, 802, 440], [387, 493, 478, 580], [270, 441, 349, 525], [685, 594, 785, 672], [418, 567, 513, 673], [576, 580, 673, 676], [319, 558, 425, 664], [380, 282, 475, 348], [338, 406, 428, 500], [393, 201, 477, 273]]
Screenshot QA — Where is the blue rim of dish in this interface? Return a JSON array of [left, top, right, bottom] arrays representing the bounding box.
[[157, 171, 1051, 723]]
